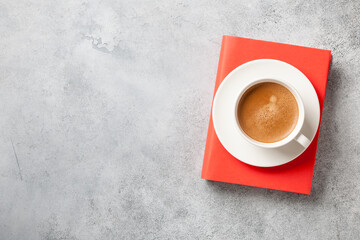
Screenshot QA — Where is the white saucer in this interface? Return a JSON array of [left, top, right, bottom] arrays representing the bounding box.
[[212, 59, 320, 167]]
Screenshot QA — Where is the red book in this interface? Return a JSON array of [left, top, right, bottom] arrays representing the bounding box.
[[201, 36, 331, 194]]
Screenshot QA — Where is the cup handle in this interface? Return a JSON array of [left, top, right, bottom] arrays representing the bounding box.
[[295, 134, 311, 148]]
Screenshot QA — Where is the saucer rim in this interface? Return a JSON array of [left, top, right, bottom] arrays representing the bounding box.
[[212, 59, 320, 167]]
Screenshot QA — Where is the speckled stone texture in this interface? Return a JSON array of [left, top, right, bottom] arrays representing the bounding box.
[[0, 0, 359, 239]]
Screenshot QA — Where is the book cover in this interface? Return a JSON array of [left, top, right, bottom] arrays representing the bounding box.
[[201, 35, 331, 194]]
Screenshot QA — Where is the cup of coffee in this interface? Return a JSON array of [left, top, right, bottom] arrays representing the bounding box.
[[235, 78, 310, 148]]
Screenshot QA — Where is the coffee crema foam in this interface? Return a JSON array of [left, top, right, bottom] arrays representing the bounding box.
[[237, 82, 299, 143]]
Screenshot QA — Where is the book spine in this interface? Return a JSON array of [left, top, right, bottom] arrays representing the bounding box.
[[201, 36, 228, 179]]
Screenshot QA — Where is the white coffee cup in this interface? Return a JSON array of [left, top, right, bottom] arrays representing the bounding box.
[[234, 78, 311, 149]]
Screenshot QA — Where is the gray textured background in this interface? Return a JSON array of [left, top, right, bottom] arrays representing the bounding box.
[[0, 0, 359, 239]]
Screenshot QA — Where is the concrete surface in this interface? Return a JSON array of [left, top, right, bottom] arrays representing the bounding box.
[[0, 0, 359, 239]]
